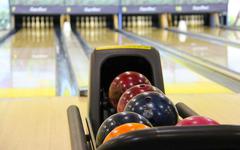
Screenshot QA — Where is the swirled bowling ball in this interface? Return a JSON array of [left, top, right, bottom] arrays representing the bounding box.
[[124, 91, 178, 126], [108, 71, 151, 108], [117, 84, 162, 112], [103, 123, 150, 144], [176, 116, 219, 126], [96, 111, 152, 146]]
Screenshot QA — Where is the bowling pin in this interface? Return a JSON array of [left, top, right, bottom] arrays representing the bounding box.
[[36, 16, 40, 29], [103, 16, 106, 27], [127, 16, 132, 28], [199, 15, 202, 26], [196, 15, 199, 26], [142, 16, 146, 27], [86, 17, 90, 28], [50, 17, 54, 28], [137, 16, 141, 27], [145, 16, 148, 27], [186, 15, 190, 26], [132, 16, 137, 28], [95, 16, 99, 28], [146, 16, 149, 27], [201, 15, 204, 26], [140, 16, 144, 27], [22, 16, 26, 28], [149, 16, 152, 27], [81, 17, 85, 28], [98, 17, 103, 28], [142, 16, 145, 27], [190, 15, 193, 27], [192, 15, 196, 27], [197, 15, 200, 26], [40, 16, 45, 28], [195, 15, 199, 26], [185, 15, 188, 26], [27, 16, 31, 28], [31, 16, 35, 28], [136, 16, 139, 27], [45, 16, 49, 28], [90, 16, 94, 28]]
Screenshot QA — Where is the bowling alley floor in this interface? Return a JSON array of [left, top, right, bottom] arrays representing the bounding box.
[[0, 94, 240, 150], [1, 25, 240, 150]]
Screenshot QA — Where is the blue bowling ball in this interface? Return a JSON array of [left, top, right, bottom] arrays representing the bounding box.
[[124, 91, 178, 126]]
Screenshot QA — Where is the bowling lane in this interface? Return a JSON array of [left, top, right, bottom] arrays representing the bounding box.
[[0, 28, 56, 98], [77, 28, 232, 94], [187, 26, 240, 44], [128, 27, 240, 74], [63, 30, 89, 89]]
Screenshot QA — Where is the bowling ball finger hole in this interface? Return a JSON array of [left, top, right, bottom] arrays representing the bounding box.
[[139, 84, 146, 88], [145, 97, 151, 101]]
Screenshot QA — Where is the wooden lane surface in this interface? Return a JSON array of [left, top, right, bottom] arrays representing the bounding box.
[[0, 97, 87, 150], [169, 94, 240, 124], [0, 94, 240, 150], [129, 27, 240, 72], [0, 28, 56, 98], [188, 26, 240, 43]]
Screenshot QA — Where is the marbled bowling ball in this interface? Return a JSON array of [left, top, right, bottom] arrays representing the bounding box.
[[108, 71, 151, 108], [125, 91, 178, 126], [117, 84, 162, 112]]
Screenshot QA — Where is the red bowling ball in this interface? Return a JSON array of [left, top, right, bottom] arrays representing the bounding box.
[[108, 71, 151, 108], [176, 116, 220, 126], [117, 84, 162, 112]]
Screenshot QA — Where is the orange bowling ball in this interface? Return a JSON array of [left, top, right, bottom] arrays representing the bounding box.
[[103, 123, 150, 144]]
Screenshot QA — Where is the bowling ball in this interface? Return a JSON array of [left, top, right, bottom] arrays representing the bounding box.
[[117, 84, 162, 112], [108, 71, 151, 108], [176, 116, 220, 126], [96, 111, 152, 146], [103, 123, 150, 144], [124, 91, 178, 126]]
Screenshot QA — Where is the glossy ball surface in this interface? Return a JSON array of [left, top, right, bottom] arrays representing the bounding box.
[[176, 116, 220, 126], [117, 84, 162, 112], [125, 91, 178, 126], [96, 111, 152, 146], [103, 123, 150, 144], [108, 71, 151, 108]]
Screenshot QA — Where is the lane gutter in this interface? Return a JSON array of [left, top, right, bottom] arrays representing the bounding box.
[[71, 28, 93, 96], [72, 28, 92, 59], [54, 27, 79, 96], [0, 29, 17, 45]]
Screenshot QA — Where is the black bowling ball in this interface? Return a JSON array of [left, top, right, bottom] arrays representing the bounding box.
[[96, 111, 152, 146]]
